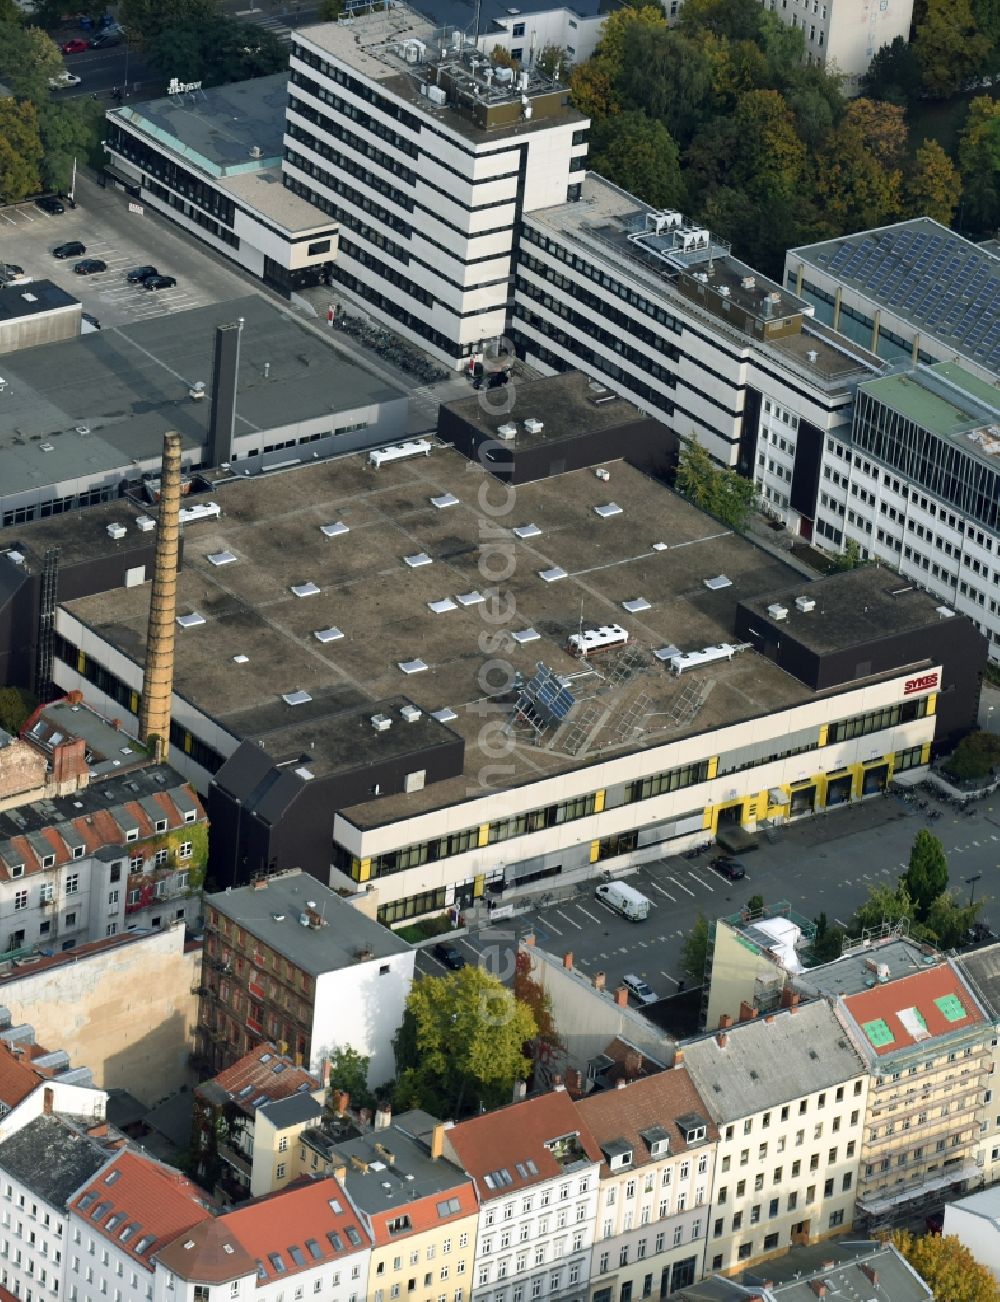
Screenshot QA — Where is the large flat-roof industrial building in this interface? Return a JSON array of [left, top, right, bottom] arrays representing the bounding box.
[[0, 382, 980, 926]]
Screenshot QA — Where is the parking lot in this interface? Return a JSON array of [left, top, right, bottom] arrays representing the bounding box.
[[414, 789, 1000, 1007]]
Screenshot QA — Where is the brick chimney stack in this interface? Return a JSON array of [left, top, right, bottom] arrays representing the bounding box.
[[139, 431, 182, 761], [51, 737, 88, 791]]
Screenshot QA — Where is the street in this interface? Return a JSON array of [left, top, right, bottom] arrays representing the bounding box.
[[415, 789, 1000, 1001]]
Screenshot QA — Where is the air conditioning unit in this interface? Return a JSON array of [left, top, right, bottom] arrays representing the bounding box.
[[524, 417, 544, 434], [370, 714, 392, 732], [497, 422, 516, 440], [795, 596, 816, 612], [249, 145, 262, 159], [767, 603, 788, 621]]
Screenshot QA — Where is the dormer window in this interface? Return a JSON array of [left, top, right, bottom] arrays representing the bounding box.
[[155, 820, 167, 833], [126, 829, 138, 843], [640, 1127, 670, 1159], [184, 810, 196, 824], [649, 1140, 668, 1157], [685, 1126, 706, 1144], [72, 846, 84, 860], [10, 865, 23, 879], [603, 1140, 634, 1172], [609, 1151, 633, 1171], [41, 855, 55, 869]]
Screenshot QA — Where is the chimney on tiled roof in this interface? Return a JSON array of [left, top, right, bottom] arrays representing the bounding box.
[[332, 1090, 350, 1117], [374, 1103, 392, 1131], [563, 952, 573, 970], [739, 1000, 758, 1022], [809, 1282, 826, 1298], [673, 1049, 685, 1066], [613, 986, 629, 1007], [42, 1087, 53, 1116], [430, 1123, 446, 1161], [51, 738, 88, 791], [512, 1080, 527, 1103], [594, 971, 606, 990], [718, 1014, 733, 1030], [780, 988, 800, 1013]]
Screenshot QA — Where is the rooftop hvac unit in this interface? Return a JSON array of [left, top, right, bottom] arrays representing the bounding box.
[[495, 65, 514, 83], [595, 468, 610, 481], [806, 349, 818, 363], [400, 705, 422, 723], [680, 228, 709, 251], [741, 276, 756, 290], [767, 603, 788, 621], [523, 417, 544, 434], [497, 422, 516, 440], [135, 515, 155, 532], [694, 272, 709, 285], [249, 145, 262, 159], [427, 84, 447, 105], [517, 70, 529, 91], [794, 596, 816, 612], [452, 29, 463, 50], [404, 38, 427, 62], [370, 714, 392, 732], [106, 523, 126, 540], [718, 286, 730, 297], [646, 211, 681, 235]]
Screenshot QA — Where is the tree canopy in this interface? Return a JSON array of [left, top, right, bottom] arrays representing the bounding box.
[[326, 1046, 374, 1113], [902, 829, 950, 918], [889, 1231, 1000, 1302], [682, 913, 711, 984], [0, 686, 35, 735], [944, 729, 1000, 781], [675, 438, 757, 530], [393, 965, 536, 1117]]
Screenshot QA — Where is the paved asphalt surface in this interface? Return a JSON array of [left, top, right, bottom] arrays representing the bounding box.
[[416, 789, 1000, 998]]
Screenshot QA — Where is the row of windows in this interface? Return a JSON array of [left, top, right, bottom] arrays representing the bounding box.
[[511, 328, 676, 418], [289, 59, 424, 139], [828, 696, 928, 744], [285, 119, 416, 218], [143, 179, 241, 251], [323, 263, 471, 360], [285, 152, 411, 260], [106, 125, 236, 227], [2, 485, 117, 530], [286, 101, 418, 184]]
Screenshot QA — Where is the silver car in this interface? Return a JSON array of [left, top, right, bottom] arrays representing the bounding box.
[[622, 973, 657, 1006]]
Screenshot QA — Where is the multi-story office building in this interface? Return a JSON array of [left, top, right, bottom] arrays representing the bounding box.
[[809, 362, 1000, 659], [786, 219, 1000, 387], [512, 175, 883, 470], [445, 1089, 602, 1302], [284, 6, 588, 366], [197, 871, 414, 1082], [683, 1001, 868, 1274], [575, 1067, 718, 1300], [835, 959, 992, 1231]]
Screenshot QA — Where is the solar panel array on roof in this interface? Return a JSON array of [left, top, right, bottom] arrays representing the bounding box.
[[811, 223, 1000, 370]]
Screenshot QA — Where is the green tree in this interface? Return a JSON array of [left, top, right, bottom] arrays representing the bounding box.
[[119, 0, 218, 49], [959, 97, 1000, 232], [904, 139, 962, 225], [0, 686, 35, 735], [923, 891, 983, 949], [490, 43, 518, 68], [902, 829, 949, 919], [0, 100, 43, 204], [913, 0, 990, 96], [317, 0, 344, 19], [811, 912, 846, 963], [850, 880, 919, 935], [589, 112, 686, 208], [678, 0, 765, 41], [890, 1230, 1000, 1302], [786, 82, 840, 152], [616, 26, 717, 148], [513, 950, 565, 1066], [843, 98, 907, 168], [145, 14, 287, 86], [970, 0, 1000, 76], [944, 729, 1000, 781], [36, 99, 101, 193], [675, 437, 757, 530], [861, 36, 922, 104], [0, 21, 63, 99], [747, 894, 764, 914], [814, 119, 901, 233], [326, 1046, 374, 1112], [535, 44, 570, 78], [393, 966, 536, 1117], [681, 913, 710, 985]]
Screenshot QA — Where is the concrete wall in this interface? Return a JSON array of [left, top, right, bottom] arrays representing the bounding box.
[[705, 921, 786, 1031], [0, 305, 81, 355], [944, 1197, 1000, 1278], [312, 949, 415, 1086], [0, 924, 199, 1104]]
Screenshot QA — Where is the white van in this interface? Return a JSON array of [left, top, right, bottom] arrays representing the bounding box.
[[595, 880, 651, 922]]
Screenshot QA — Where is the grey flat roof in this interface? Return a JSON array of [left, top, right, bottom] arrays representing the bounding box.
[[956, 943, 1000, 1020], [743, 1241, 931, 1302], [0, 1115, 110, 1209], [413, 0, 606, 28], [111, 75, 288, 176], [530, 175, 882, 389], [739, 566, 957, 656], [62, 446, 833, 820], [0, 295, 405, 499], [795, 939, 937, 1000], [28, 699, 148, 777], [206, 869, 412, 975], [334, 1110, 469, 1212], [0, 280, 79, 322], [258, 1092, 325, 1127], [789, 217, 1000, 375], [217, 169, 336, 232], [682, 1001, 864, 1120]]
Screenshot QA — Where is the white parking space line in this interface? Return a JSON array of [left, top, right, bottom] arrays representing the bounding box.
[[576, 905, 603, 926], [648, 881, 676, 902], [667, 875, 695, 897], [689, 870, 713, 892], [555, 909, 583, 931], [543, 917, 563, 936]]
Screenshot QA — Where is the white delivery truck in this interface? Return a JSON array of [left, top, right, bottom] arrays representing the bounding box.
[[595, 880, 651, 921]]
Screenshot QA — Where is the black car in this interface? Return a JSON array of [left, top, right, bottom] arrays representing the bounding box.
[[73, 258, 107, 275], [36, 195, 65, 215], [53, 241, 85, 258], [433, 942, 466, 971], [89, 31, 121, 46], [126, 265, 158, 284], [82, 312, 101, 331], [710, 856, 747, 882], [144, 274, 176, 291]]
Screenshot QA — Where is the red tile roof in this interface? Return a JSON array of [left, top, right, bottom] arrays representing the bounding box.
[[842, 962, 986, 1057], [575, 1068, 718, 1171], [198, 1044, 321, 1116], [220, 1177, 369, 1283], [445, 1089, 603, 1201], [0, 1041, 49, 1109], [69, 1150, 213, 1268], [366, 1179, 478, 1247]]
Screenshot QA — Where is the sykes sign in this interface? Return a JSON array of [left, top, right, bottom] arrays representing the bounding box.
[[168, 78, 203, 94], [904, 671, 939, 696]]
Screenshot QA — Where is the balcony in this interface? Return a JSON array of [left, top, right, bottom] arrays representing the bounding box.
[[217, 1141, 253, 1180], [858, 1161, 980, 1217]]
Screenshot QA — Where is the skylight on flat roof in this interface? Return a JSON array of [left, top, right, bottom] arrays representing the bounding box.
[[862, 1018, 895, 1048], [176, 613, 206, 628], [898, 1007, 929, 1040], [233, 654, 250, 664], [512, 629, 540, 644], [704, 575, 732, 590], [314, 627, 344, 643], [399, 659, 428, 674], [428, 599, 457, 614], [207, 551, 237, 566], [431, 493, 459, 509], [291, 582, 320, 597], [622, 598, 651, 613], [282, 690, 312, 705], [513, 524, 541, 538], [539, 566, 568, 583], [321, 522, 349, 537], [594, 502, 623, 518], [934, 993, 968, 1022], [456, 591, 484, 607], [432, 707, 457, 722], [404, 552, 432, 568]]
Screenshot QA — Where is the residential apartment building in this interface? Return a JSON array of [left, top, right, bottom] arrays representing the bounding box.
[[472, 4, 606, 70], [445, 1089, 602, 1302], [284, 6, 588, 366], [0, 696, 206, 953], [331, 1111, 477, 1302], [808, 362, 1000, 661], [512, 174, 883, 470], [191, 1043, 325, 1201], [154, 1178, 372, 1302], [683, 1001, 868, 1275], [835, 959, 992, 1231], [575, 1067, 719, 1300], [197, 871, 414, 1083]]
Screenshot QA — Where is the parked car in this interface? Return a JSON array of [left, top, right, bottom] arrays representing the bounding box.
[[61, 37, 88, 52], [73, 258, 107, 275], [144, 274, 176, 291], [432, 942, 465, 971], [1, 264, 24, 277], [48, 72, 81, 89], [89, 30, 120, 46], [622, 973, 657, 1006], [53, 241, 85, 258], [37, 195, 65, 215], [710, 856, 747, 881], [126, 265, 158, 284]]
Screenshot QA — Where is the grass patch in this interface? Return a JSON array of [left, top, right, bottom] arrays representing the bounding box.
[[394, 913, 456, 943]]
